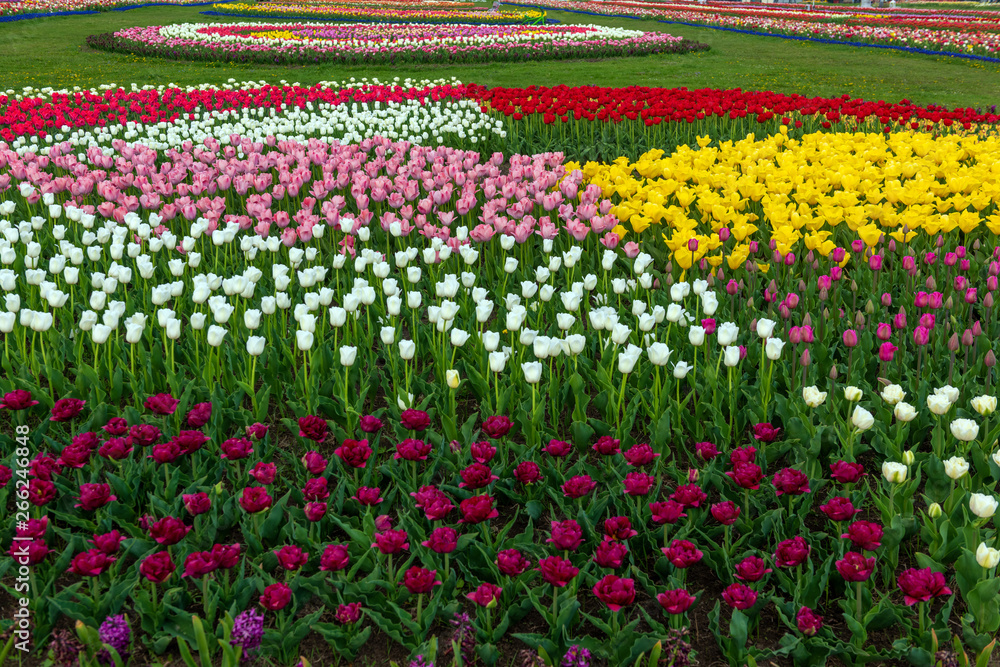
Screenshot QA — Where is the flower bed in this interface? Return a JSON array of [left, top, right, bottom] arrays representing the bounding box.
[[506, 0, 1000, 57], [85, 21, 709, 65], [0, 0, 207, 17], [208, 1, 546, 24], [0, 78, 999, 667]]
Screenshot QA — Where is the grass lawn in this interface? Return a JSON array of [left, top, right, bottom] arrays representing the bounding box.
[[0, 5, 999, 108]]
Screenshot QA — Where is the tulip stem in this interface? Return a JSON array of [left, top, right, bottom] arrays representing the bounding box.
[[855, 582, 863, 637]]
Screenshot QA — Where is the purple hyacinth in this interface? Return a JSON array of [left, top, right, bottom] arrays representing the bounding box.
[[230, 609, 265, 657], [98, 615, 130, 664], [561, 645, 591, 667], [408, 657, 434, 667]]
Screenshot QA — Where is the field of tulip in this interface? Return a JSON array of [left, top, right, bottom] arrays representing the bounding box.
[[206, 2, 547, 24], [85, 21, 709, 65], [506, 0, 1000, 59], [1, 73, 1000, 667], [0, 0, 207, 18]]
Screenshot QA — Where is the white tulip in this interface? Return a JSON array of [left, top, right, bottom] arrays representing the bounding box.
[[894, 402, 918, 422], [207, 325, 227, 347], [522, 361, 542, 384], [765, 338, 784, 360], [802, 386, 827, 408], [882, 462, 907, 484], [0, 312, 14, 333], [717, 322, 739, 346], [619, 344, 642, 374], [927, 394, 951, 415], [399, 339, 415, 361], [976, 542, 1000, 569], [611, 323, 631, 346], [482, 331, 500, 352], [851, 406, 875, 431], [950, 418, 979, 442], [165, 319, 181, 340], [450, 328, 470, 347], [880, 384, 906, 406], [756, 318, 776, 339], [565, 334, 586, 355], [240, 309, 261, 330], [673, 361, 692, 379], [723, 346, 740, 367], [969, 493, 998, 519], [971, 396, 997, 416], [844, 386, 863, 402], [340, 346, 357, 367], [91, 324, 112, 344], [246, 336, 265, 356], [489, 351, 507, 373], [934, 385, 960, 404], [943, 456, 969, 480], [688, 326, 706, 347], [76, 309, 97, 331], [329, 307, 347, 328]]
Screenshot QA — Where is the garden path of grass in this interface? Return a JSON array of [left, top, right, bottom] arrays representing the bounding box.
[[0, 5, 999, 109]]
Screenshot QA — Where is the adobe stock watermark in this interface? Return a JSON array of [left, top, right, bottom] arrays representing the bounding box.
[[10, 423, 34, 654]]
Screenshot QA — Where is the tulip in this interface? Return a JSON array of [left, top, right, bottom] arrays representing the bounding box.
[[881, 462, 907, 484], [296, 330, 314, 352], [851, 406, 874, 432], [756, 318, 776, 338], [399, 340, 415, 361], [880, 385, 905, 406], [802, 386, 827, 408], [246, 336, 265, 357], [844, 386, 862, 402], [340, 346, 357, 367], [522, 362, 542, 384], [950, 418, 979, 442], [886, 400, 916, 424], [976, 542, 1000, 569], [969, 493, 998, 519], [207, 325, 227, 347], [765, 338, 784, 360], [971, 396, 997, 416]]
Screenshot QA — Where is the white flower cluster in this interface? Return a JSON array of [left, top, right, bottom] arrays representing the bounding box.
[[17, 99, 505, 156]]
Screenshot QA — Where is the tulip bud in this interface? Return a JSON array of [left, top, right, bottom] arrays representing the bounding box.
[[962, 329, 974, 347], [800, 349, 810, 367], [854, 312, 865, 328], [850, 280, 858, 293], [865, 300, 875, 315], [902, 450, 915, 466], [945, 296, 953, 310], [829, 364, 838, 380], [926, 276, 937, 291], [948, 334, 960, 352], [927, 503, 942, 518], [987, 350, 997, 368], [446, 370, 460, 390]]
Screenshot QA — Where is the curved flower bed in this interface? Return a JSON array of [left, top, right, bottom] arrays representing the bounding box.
[[1, 109, 1000, 667], [507, 0, 1000, 57], [209, 1, 546, 24], [0, 0, 206, 16], [85, 21, 709, 65]]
